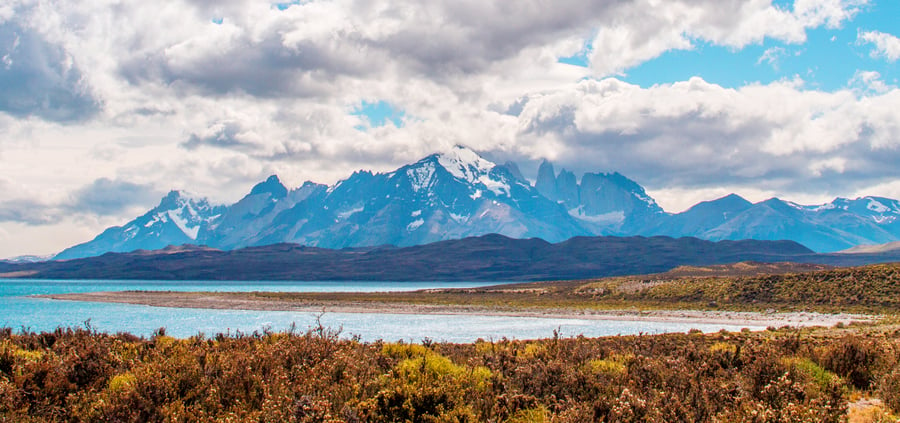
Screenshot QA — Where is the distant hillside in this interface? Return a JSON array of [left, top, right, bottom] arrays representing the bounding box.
[[580, 262, 900, 312], [0, 234, 836, 282], [839, 241, 900, 254], [650, 261, 834, 279]]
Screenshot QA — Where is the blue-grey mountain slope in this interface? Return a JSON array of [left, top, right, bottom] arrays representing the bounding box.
[[197, 176, 325, 250], [254, 146, 587, 248], [535, 160, 665, 234], [638, 194, 900, 252], [55, 191, 226, 260], [699, 197, 900, 252], [641, 194, 753, 237]]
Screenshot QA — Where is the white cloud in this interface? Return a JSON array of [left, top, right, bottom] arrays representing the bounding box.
[[858, 30, 900, 62], [848, 70, 895, 95], [757, 46, 787, 69], [0, 0, 893, 256], [508, 77, 900, 197], [588, 0, 865, 76]]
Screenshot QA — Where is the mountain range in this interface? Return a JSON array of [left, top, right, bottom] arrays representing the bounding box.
[[53, 145, 900, 260]]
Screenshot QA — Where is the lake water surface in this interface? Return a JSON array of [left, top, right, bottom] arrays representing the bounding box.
[[1, 279, 762, 342]]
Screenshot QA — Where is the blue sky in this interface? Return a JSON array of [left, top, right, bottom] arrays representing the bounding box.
[[560, 1, 898, 91], [352, 101, 406, 129]]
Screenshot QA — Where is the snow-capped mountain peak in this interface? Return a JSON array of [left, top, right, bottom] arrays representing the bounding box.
[[55, 148, 900, 259], [436, 145, 496, 184], [135, 191, 223, 241], [54, 190, 226, 260]]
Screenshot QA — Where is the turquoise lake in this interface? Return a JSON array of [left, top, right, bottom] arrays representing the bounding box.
[[0, 279, 762, 342]]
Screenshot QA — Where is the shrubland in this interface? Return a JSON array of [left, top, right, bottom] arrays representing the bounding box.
[[194, 263, 900, 315], [2, 324, 900, 422]]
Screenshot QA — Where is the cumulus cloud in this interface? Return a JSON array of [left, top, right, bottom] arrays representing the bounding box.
[[183, 120, 256, 151], [848, 70, 894, 95], [858, 30, 900, 62], [11, 0, 866, 101], [507, 77, 900, 196], [588, 0, 865, 75], [0, 22, 99, 122]]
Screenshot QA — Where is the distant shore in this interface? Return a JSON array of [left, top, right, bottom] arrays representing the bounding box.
[[38, 291, 873, 328]]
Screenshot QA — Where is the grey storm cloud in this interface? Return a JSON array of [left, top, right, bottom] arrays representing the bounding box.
[[0, 178, 159, 225], [0, 199, 57, 225], [0, 22, 99, 122], [114, 0, 627, 96], [67, 178, 162, 216], [362, 1, 621, 75], [119, 35, 368, 98]]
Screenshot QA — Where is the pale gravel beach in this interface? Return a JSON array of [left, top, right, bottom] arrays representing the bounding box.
[[38, 291, 875, 329]]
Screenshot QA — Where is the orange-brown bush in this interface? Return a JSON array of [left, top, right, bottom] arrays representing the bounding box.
[[0, 326, 897, 422], [878, 366, 900, 414]]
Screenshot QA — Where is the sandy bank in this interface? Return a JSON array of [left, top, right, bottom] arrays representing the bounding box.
[[37, 291, 874, 328]]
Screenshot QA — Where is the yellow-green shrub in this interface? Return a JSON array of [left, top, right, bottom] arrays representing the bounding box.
[[108, 372, 137, 393], [505, 405, 549, 423], [709, 342, 737, 355], [588, 358, 627, 378], [381, 342, 429, 360], [781, 356, 839, 391]]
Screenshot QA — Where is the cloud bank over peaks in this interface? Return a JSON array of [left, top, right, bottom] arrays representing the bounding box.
[[507, 76, 900, 200]]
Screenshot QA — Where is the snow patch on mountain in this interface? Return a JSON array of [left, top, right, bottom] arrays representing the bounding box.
[[326, 180, 343, 194], [407, 162, 436, 192], [807, 202, 838, 212], [569, 207, 625, 224], [407, 219, 424, 231], [785, 201, 805, 210], [868, 198, 890, 213], [437, 145, 496, 183], [478, 175, 510, 196], [633, 191, 658, 207], [168, 209, 199, 240], [337, 206, 364, 220], [123, 225, 139, 240], [449, 212, 468, 223]]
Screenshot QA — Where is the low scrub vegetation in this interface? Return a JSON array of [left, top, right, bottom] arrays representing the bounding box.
[[180, 262, 900, 315], [2, 324, 900, 422], [622, 263, 900, 312]]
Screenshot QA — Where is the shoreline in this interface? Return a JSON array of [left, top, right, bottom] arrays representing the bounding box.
[[36, 291, 875, 328]]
